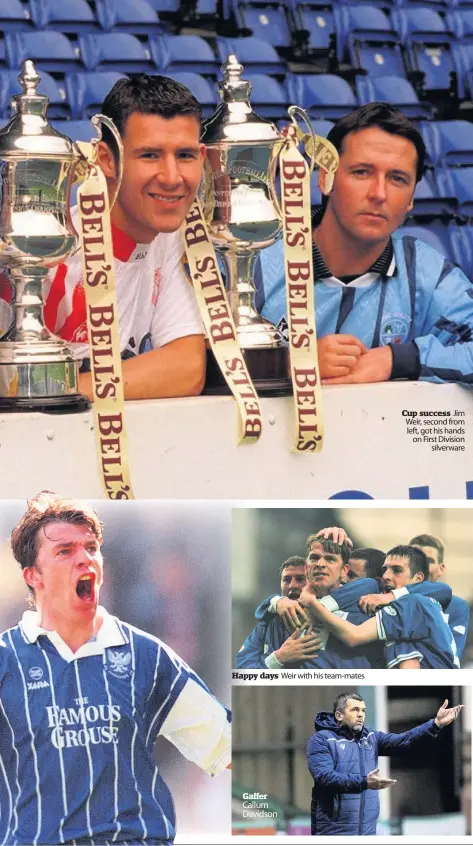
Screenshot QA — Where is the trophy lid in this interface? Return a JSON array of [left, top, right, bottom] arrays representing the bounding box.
[[0, 60, 79, 159], [201, 55, 281, 145]]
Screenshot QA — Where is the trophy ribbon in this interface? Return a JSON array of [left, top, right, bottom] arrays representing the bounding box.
[[183, 198, 263, 443], [279, 123, 337, 452], [74, 122, 135, 500]]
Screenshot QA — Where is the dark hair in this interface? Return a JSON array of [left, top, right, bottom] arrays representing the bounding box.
[[11, 492, 103, 599], [100, 73, 202, 159], [409, 533, 444, 564], [385, 544, 430, 579], [306, 535, 351, 567], [350, 548, 386, 580], [279, 555, 306, 577], [333, 692, 364, 715], [327, 102, 425, 183]]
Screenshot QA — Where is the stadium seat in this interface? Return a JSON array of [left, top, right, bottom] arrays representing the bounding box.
[[411, 170, 457, 218], [310, 118, 335, 138], [144, 0, 180, 12], [0, 41, 8, 68], [51, 119, 95, 142], [356, 75, 434, 119], [29, 0, 100, 34], [230, 3, 292, 50], [334, 5, 398, 65], [79, 33, 156, 72], [398, 223, 455, 263], [420, 120, 473, 168], [391, 7, 459, 98], [151, 35, 218, 76], [5, 31, 83, 72], [310, 169, 323, 207], [95, 0, 164, 35], [0, 0, 32, 32], [436, 167, 473, 218], [65, 71, 126, 119], [286, 73, 357, 119], [164, 72, 217, 117], [0, 69, 69, 119], [445, 9, 473, 43], [245, 74, 289, 118], [290, 4, 335, 61], [449, 223, 473, 279], [216, 37, 285, 75]]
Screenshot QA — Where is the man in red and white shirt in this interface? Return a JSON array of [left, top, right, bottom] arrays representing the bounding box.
[[45, 74, 206, 401]]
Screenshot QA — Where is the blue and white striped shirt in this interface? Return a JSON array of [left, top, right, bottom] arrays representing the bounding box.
[[0, 609, 231, 845]]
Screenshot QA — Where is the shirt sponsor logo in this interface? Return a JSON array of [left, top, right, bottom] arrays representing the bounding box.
[[105, 649, 132, 679], [27, 680, 50, 691], [46, 701, 122, 749], [29, 666, 44, 681], [380, 314, 410, 345]]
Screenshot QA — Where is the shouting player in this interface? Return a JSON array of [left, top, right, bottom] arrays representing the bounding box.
[[0, 493, 230, 845]]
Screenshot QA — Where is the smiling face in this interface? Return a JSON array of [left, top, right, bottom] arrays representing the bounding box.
[[320, 126, 417, 247], [280, 564, 307, 600], [99, 112, 205, 242], [307, 542, 348, 597], [22, 521, 104, 628]]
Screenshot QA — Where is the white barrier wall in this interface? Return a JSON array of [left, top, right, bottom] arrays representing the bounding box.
[[1, 381, 472, 499]]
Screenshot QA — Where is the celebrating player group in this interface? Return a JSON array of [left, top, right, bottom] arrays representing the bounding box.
[[236, 528, 469, 670]]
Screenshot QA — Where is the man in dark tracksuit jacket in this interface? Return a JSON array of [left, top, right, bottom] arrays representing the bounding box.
[[307, 692, 463, 836]]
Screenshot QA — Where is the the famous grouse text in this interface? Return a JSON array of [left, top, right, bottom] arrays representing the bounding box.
[[46, 697, 121, 749]]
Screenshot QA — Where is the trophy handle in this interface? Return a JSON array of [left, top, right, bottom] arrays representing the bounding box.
[[90, 114, 124, 209], [287, 105, 317, 174]]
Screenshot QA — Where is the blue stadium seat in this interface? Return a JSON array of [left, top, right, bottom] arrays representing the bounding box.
[[310, 169, 323, 207], [398, 223, 455, 263], [310, 118, 335, 138], [0, 41, 8, 68], [449, 224, 473, 279], [287, 73, 357, 119], [445, 9, 473, 43], [420, 120, 473, 168], [216, 37, 285, 75], [356, 75, 433, 118], [231, 3, 292, 49], [0, 68, 69, 119], [245, 74, 289, 118], [5, 31, 82, 72], [391, 7, 459, 96], [165, 72, 217, 117], [412, 170, 457, 218], [145, 0, 180, 11], [65, 71, 126, 119], [334, 5, 396, 63], [29, 0, 99, 34], [0, 0, 32, 32], [51, 119, 95, 142], [436, 167, 473, 218], [290, 5, 335, 57], [79, 33, 156, 72], [95, 0, 163, 35], [196, 0, 218, 12], [151, 35, 218, 76]]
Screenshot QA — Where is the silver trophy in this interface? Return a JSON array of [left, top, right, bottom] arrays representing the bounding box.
[[201, 55, 314, 396], [0, 61, 89, 411]]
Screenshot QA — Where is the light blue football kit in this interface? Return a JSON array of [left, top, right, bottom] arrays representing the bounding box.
[[0, 608, 231, 845]]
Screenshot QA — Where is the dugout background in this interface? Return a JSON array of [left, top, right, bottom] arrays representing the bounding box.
[[232, 507, 473, 664], [0, 499, 231, 839]]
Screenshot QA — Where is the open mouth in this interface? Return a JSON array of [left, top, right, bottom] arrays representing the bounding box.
[[148, 193, 184, 204], [76, 574, 95, 601]]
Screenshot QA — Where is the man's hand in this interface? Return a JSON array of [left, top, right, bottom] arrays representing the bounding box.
[[317, 334, 367, 379], [434, 699, 464, 728], [276, 597, 308, 633], [316, 526, 353, 547], [359, 593, 394, 616], [322, 346, 393, 385], [274, 628, 322, 665], [366, 768, 397, 790]]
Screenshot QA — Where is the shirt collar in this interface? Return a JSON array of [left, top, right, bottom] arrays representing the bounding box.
[[111, 223, 150, 263], [20, 606, 128, 661], [311, 207, 396, 282]]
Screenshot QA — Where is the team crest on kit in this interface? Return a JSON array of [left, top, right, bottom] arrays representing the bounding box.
[[29, 666, 44, 681], [380, 314, 410, 345], [384, 606, 397, 616], [105, 649, 132, 679]]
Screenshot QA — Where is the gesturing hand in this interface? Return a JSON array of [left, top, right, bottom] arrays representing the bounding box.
[[316, 526, 353, 547], [434, 700, 464, 728], [276, 597, 308, 633], [274, 628, 321, 666], [358, 593, 393, 616], [366, 769, 397, 790]]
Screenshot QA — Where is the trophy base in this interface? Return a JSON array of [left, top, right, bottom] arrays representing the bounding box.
[[0, 394, 90, 414], [204, 346, 292, 397]]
